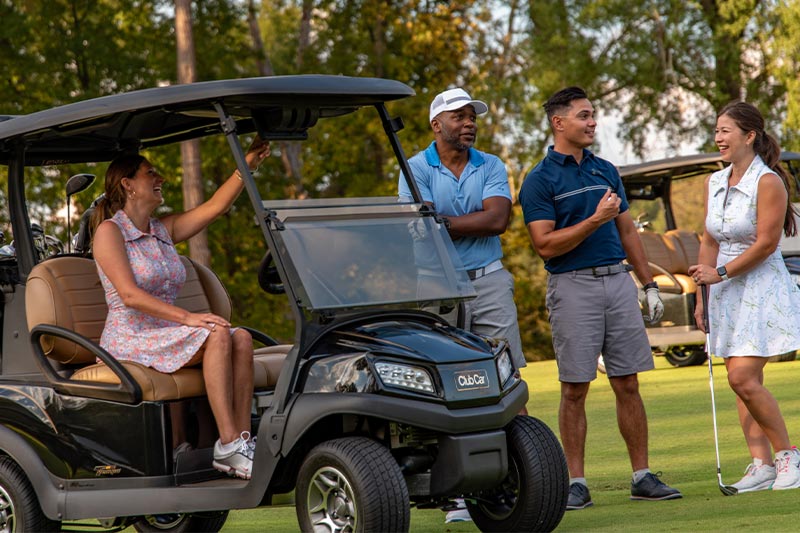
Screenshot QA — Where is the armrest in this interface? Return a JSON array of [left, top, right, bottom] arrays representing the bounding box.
[[240, 326, 279, 347], [29, 324, 142, 404]]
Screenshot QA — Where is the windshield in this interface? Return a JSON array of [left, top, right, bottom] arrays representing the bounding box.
[[272, 205, 475, 310]]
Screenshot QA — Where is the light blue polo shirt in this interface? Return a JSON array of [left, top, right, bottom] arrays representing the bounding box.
[[398, 141, 511, 270], [519, 147, 628, 274]]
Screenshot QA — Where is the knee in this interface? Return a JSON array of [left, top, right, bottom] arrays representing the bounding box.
[[207, 326, 232, 350], [610, 375, 640, 397], [232, 329, 254, 365], [232, 329, 253, 353], [561, 384, 589, 405], [727, 371, 758, 399]]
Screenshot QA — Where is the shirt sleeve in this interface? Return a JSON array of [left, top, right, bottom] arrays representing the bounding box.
[[519, 167, 555, 224], [481, 155, 512, 201], [398, 155, 433, 203]]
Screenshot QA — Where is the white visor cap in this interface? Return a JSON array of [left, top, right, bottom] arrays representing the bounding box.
[[429, 88, 488, 123]]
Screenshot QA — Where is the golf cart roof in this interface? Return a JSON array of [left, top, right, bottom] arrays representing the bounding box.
[[0, 75, 414, 166], [619, 151, 800, 186]]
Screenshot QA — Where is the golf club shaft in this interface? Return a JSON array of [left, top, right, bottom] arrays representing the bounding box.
[[702, 284, 736, 495]]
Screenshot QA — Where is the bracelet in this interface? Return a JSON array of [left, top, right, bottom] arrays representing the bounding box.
[[234, 169, 242, 181], [643, 281, 658, 290]]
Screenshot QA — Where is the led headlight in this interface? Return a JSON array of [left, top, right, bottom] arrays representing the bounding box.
[[496, 349, 514, 386], [375, 362, 435, 394]]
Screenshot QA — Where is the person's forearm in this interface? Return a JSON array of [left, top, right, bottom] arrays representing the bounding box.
[[447, 209, 509, 237], [532, 217, 604, 260]]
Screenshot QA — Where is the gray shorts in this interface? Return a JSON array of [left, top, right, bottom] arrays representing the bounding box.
[[546, 270, 653, 382], [437, 267, 526, 369]]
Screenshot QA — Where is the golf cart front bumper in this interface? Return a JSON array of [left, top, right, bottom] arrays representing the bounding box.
[[428, 430, 508, 496]]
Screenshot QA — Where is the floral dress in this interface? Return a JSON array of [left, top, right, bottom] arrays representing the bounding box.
[[97, 210, 210, 372], [706, 155, 800, 358]]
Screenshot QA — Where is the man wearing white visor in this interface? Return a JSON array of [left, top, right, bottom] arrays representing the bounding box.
[[398, 88, 526, 523]]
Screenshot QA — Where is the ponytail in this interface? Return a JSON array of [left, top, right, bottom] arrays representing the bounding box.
[[755, 130, 797, 236]]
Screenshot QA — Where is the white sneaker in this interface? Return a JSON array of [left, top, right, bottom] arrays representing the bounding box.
[[445, 499, 472, 523], [731, 461, 776, 493], [773, 449, 800, 490], [212, 431, 254, 480]]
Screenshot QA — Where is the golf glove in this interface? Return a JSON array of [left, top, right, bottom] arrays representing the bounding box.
[[645, 287, 664, 323], [407, 218, 427, 241]]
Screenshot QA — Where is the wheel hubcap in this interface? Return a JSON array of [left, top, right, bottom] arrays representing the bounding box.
[[306, 466, 356, 533], [0, 485, 15, 533], [143, 514, 185, 529]]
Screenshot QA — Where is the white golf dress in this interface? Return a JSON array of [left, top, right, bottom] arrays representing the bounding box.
[[706, 154, 800, 357]]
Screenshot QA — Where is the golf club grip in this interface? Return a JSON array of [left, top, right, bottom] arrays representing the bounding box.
[[701, 283, 709, 333]]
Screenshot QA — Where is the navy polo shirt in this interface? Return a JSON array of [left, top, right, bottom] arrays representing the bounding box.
[[519, 147, 628, 274]]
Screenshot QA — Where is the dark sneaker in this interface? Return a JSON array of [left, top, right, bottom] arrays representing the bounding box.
[[566, 482, 593, 510], [630, 472, 682, 501]]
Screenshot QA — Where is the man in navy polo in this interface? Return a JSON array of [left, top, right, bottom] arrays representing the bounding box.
[[519, 86, 680, 510], [399, 87, 525, 523]]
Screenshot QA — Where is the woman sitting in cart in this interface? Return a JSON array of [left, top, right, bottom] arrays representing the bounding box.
[[90, 137, 270, 480]]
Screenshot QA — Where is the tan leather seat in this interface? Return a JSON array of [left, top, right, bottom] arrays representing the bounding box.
[[26, 255, 287, 401], [638, 230, 699, 294]]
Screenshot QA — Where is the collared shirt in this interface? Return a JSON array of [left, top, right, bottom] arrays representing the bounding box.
[[398, 141, 511, 270], [707, 154, 774, 258], [519, 146, 628, 273]]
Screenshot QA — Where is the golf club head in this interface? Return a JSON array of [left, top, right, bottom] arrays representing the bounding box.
[[66, 173, 96, 198], [719, 484, 737, 496]]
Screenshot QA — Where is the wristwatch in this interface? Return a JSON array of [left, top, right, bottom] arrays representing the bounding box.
[[716, 265, 729, 281], [441, 216, 451, 230]]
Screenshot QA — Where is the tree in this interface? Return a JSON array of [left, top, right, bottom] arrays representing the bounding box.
[[175, 0, 210, 266]]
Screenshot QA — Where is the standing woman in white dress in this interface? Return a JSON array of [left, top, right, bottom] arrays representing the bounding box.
[[689, 101, 800, 493]]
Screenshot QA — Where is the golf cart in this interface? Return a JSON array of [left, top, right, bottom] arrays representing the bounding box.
[[619, 152, 800, 367], [0, 76, 568, 532]]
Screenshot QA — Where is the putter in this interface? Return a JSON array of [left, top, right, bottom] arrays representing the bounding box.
[[701, 283, 738, 496]]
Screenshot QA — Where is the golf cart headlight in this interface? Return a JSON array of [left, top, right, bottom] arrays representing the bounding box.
[[496, 350, 514, 385], [375, 362, 435, 394]]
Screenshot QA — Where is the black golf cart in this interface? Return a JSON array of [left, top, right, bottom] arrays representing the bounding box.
[[0, 76, 568, 532], [619, 151, 800, 366]]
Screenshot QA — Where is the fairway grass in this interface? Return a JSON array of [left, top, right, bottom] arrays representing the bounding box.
[[216, 357, 800, 531]]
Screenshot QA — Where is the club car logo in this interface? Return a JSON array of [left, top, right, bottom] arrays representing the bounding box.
[[94, 465, 121, 477], [454, 369, 490, 391]]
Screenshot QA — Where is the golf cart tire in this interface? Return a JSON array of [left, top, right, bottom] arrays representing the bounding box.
[[133, 511, 229, 532], [296, 436, 410, 533], [664, 346, 707, 367], [0, 456, 61, 532], [467, 416, 568, 532]]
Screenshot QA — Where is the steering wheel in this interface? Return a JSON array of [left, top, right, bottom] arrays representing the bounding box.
[[258, 250, 285, 294]]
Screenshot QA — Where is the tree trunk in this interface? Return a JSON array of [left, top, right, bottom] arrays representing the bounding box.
[[175, 0, 210, 266], [246, 0, 307, 199]]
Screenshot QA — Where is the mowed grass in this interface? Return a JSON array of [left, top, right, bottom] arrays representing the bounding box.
[[220, 356, 800, 531]]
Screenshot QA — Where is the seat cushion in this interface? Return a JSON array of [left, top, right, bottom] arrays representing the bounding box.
[[254, 345, 293, 389], [72, 361, 206, 401]]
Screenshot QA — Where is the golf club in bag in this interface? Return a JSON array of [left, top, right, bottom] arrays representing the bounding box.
[[702, 283, 737, 496]]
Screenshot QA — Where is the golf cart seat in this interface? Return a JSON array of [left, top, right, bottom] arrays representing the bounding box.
[[26, 255, 289, 402], [638, 230, 700, 294]]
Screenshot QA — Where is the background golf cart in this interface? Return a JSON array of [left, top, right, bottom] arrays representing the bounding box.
[[619, 151, 800, 366]]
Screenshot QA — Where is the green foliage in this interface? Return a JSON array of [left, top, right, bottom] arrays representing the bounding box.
[[3, 0, 800, 358]]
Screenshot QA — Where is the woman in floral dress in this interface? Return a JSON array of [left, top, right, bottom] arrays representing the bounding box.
[[91, 137, 270, 480], [689, 102, 800, 493]]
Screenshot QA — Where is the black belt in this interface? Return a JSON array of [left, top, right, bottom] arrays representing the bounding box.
[[572, 263, 633, 277]]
